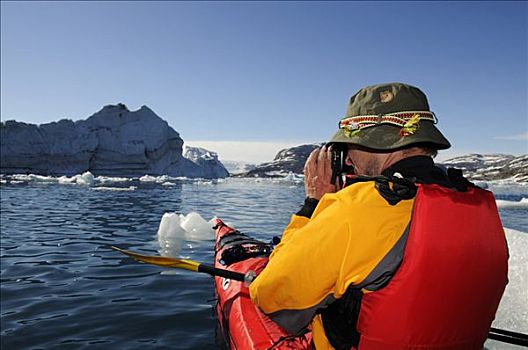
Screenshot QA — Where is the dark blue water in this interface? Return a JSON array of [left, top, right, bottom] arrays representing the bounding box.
[[0, 178, 304, 349], [1, 178, 526, 349]]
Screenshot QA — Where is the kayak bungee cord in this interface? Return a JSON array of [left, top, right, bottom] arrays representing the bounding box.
[[111, 246, 256, 284], [112, 246, 528, 347]]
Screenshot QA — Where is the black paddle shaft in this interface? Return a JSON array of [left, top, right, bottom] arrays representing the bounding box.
[[198, 264, 246, 282], [489, 327, 528, 347]]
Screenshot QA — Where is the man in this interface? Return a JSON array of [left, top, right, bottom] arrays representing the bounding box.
[[249, 82, 508, 350]]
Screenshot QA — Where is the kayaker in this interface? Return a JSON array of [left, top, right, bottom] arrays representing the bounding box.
[[249, 82, 509, 350]]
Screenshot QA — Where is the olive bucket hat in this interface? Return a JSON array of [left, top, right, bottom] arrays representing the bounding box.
[[330, 82, 451, 150]]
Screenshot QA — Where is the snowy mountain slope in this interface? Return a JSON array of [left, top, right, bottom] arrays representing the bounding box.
[[440, 154, 528, 182]]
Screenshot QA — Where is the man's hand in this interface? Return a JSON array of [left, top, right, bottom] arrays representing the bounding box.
[[304, 147, 339, 200]]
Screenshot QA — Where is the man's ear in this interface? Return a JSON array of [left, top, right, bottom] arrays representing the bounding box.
[[345, 151, 354, 166]]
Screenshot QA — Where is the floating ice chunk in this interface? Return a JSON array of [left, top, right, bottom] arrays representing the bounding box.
[[283, 171, 304, 183], [139, 175, 170, 183], [157, 213, 186, 257], [78, 171, 95, 186], [283, 172, 296, 181], [485, 179, 528, 196], [58, 175, 75, 184], [496, 198, 528, 209], [156, 212, 217, 257], [162, 182, 177, 186], [56, 171, 94, 186], [180, 212, 214, 241], [194, 180, 214, 185], [472, 181, 488, 189], [95, 176, 132, 184], [140, 175, 157, 182], [92, 186, 137, 191], [11, 174, 56, 183]]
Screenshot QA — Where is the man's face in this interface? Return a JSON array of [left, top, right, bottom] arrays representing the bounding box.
[[345, 147, 384, 176]]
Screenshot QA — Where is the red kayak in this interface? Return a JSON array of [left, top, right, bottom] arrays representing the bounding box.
[[213, 219, 313, 349]]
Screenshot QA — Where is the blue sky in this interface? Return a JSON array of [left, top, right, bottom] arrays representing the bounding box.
[[1, 1, 527, 162]]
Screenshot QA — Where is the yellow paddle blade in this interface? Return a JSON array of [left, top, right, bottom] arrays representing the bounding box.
[[111, 246, 200, 272]]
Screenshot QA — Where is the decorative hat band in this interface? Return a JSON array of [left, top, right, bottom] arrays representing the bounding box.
[[338, 111, 437, 137]]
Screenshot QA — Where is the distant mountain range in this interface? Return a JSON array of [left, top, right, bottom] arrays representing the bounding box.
[[240, 144, 528, 182], [440, 154, 528, 182]]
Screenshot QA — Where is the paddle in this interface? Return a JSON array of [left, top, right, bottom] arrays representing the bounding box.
[[111, 246, 251, 283], [488, 327, 528, 347], [112, 246, 527, 347]]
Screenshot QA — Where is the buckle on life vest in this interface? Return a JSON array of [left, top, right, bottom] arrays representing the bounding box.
[[375, 176, 417, 205], [344, 175, 417, 205]]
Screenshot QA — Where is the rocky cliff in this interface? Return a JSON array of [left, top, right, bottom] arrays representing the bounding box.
[[243, 144, 323, 177], [0, 104, 228, 178]]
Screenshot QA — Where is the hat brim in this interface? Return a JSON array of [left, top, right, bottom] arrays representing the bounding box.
[[329, 121, 451, 151]]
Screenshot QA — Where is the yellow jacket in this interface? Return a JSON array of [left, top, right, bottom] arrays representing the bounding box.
[[249, 181, 415, 349]]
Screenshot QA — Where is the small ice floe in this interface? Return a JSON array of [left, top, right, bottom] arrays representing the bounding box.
[[95, 176, 133, 184], [11, 171, 96, 186], [11, 174, 57, 183], [193, 180, 214, 185], [473, 181, 489, 189], [73, 172, 95, 185], [92, 186, 137, 192], [264, 171, 288, 177], [156, 211, 216, 257], [139, 175, 171, 183], [484, 179, 528, 196], [496, 198, 528, 209], [282, 171, 304, 183], [58, 171, 95, 186]]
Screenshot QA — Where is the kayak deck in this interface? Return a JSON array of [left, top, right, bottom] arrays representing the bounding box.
[[213, 219, 312, 349]]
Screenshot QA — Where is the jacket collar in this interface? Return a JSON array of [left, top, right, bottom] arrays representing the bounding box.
[[382, 156, 449, 185]]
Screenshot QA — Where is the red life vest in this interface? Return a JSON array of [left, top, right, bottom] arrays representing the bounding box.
[[357, 184, 508, 350]]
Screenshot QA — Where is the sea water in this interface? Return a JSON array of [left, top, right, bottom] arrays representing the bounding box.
[[1, 175, 527, 349]]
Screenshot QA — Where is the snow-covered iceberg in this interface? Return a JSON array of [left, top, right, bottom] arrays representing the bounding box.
[[1, 104, 228, 179]]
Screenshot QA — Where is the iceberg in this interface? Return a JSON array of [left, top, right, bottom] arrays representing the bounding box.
[[1, 104, 229, 179]]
